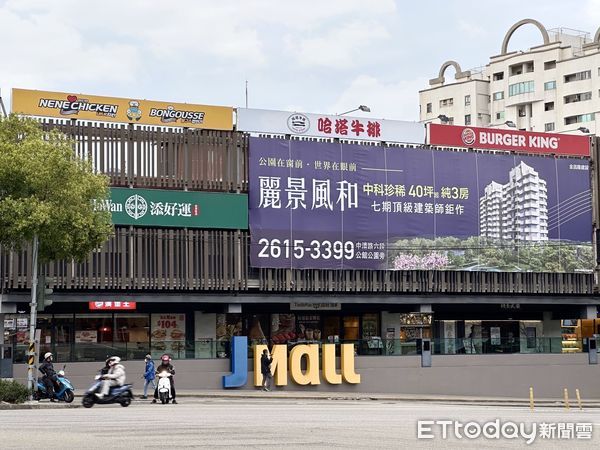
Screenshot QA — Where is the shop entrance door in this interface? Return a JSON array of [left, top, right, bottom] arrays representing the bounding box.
[[483, 321, 520, 353], [323, 316, 340, 343], [343, 316, 359, 343]]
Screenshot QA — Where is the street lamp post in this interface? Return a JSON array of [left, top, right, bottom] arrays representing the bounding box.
[[339, 105, 371, 115], [555, 127, 590, 134], [488, 120, 516, 128], [422, 114, 450, 124]]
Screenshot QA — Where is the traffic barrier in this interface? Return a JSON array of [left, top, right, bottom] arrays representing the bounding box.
[[529, 386, 534, 411], [575, 388, 583, 411], [563, 388, 570, 410]]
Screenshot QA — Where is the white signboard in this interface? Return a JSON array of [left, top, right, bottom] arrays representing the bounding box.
[[237, 108, 425, 144], [151, 313, 186, 357], [290, 302, 341, 311], [75, 330, 98, 344]]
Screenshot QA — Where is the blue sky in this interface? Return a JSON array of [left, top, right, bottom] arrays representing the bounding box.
[[1, 0, 599, 121]]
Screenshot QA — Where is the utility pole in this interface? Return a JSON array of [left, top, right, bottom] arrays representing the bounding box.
[[245, 80, 248, 108], [27, 235, 39, 398]]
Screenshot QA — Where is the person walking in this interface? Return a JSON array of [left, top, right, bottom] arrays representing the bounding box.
[[260, 349, 273, 391], [141, 354, 156, 399]]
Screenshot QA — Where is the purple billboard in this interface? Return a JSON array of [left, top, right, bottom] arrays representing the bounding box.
[[249, 137, 593, 272]]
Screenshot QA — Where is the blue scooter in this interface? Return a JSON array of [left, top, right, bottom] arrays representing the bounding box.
[[82, 372, 133, 408], [33, 365, 75, 403]]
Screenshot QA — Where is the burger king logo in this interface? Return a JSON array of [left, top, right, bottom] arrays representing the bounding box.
[[461, 128, 476, 146]]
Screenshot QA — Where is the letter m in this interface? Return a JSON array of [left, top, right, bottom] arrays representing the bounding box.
[[254, 344, 288, 386]]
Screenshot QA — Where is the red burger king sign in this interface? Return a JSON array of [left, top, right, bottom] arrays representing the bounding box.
[[428, 123, 590, 157]]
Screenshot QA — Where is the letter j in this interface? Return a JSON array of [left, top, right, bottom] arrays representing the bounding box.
[[223, 336, 248, 388]]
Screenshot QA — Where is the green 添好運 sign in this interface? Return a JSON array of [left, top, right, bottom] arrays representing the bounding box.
[[96, 188, 248, 229]]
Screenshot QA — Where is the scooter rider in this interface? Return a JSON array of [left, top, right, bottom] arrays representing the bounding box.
[[100, 357, 111, 376], [39, 352, 58, 402], [96, 356, 126, 399], [152, 354, 177, 404]]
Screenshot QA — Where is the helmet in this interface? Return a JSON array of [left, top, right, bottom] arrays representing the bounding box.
[[108, 356, 121, 366], [161, 354, 171, 363], [44, 352, 53, 360]]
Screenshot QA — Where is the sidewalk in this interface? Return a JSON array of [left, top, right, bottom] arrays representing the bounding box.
[[137, 389, 600, 408], [3, 390, 600, 409]]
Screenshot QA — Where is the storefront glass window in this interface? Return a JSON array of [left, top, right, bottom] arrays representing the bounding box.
[[74, 314, 112, 362], [270, 314, 296, 344], [361, 313, 382, 355], [323, 316, 340, 343], [215, 314, 242, 358], [296, 314, 322, 343], [52, 314, 74, 362], [116, 314, 150, 360], [37, 315, 53, 357]]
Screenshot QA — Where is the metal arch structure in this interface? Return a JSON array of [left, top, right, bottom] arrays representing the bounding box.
[[594, 27, 600, 44], [501, 18, 550, 55], [428, 60, 471, 86]]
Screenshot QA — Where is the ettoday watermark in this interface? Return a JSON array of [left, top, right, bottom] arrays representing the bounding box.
[[417, 420, 593, 444]]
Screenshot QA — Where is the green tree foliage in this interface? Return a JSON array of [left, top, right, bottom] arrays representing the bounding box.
[[0, 114, 113, 262], [387, 235, 593, 272]]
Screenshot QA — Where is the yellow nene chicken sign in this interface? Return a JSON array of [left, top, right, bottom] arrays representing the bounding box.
[[12, 88, 233, 130]]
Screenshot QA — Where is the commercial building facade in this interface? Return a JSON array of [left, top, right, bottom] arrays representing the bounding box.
[[0, 90, 599, 381], [420, 19, 600, 135]]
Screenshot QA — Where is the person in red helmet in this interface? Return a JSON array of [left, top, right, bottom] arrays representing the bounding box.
[[152, 354, 177, 404]]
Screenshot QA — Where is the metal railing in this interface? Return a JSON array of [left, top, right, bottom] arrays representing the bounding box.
[[8, 337, 595, 363]]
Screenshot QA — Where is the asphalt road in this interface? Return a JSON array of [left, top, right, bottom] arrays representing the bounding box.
[[1, 399, 599, 449]]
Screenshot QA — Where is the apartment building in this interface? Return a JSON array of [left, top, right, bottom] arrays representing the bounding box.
[[480, 162, 548, 242], [420, 19, 600, 134]]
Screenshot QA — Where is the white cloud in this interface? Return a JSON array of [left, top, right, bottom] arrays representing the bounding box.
[[0, 7, 141, 90], [583, 0, 600, 35], [329, 75, 427, 121], [286, 21, 391, 69], [458, 19, 487, 38], [243, 0, 397, 30]]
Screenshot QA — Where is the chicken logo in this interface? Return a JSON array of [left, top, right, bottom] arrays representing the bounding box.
[[126, 100, 142, 121]]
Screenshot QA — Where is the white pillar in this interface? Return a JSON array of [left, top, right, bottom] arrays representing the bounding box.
[[582, 305, 598, 320]]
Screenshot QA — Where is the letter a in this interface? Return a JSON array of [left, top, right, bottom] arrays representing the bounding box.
[[289, 344, 320, 385], [222, 336, 248, 388]]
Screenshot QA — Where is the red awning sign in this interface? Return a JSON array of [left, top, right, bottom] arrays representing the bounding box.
[[427, 123, 590, 157], [89, 301, 136, 310]]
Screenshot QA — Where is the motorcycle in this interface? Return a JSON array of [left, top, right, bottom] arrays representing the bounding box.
[[156, 371, 173, 404], [82, 372, 133, 408], [33, 365, 75, 403]]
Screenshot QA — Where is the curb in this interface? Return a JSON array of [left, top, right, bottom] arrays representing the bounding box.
[[4, 395, 600, 409], [0, 402, 81, 410]]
